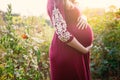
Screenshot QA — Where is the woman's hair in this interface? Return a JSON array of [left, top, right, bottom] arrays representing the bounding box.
[[70, 0, 76, 3], [64, 0, 77, 10]]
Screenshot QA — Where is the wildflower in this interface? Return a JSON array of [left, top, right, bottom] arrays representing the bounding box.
[[21, 34, 28, 39]]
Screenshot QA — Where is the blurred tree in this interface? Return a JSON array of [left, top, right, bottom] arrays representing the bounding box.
[[0, 11, 5, 26], [109, 5, 117, 12]]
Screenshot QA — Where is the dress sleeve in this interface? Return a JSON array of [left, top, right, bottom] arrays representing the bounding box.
[[51, 1, 74, 43]]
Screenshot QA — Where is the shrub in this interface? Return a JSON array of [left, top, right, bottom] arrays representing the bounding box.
[[90, 10, 120, 80], [0, 4, 50, 80]]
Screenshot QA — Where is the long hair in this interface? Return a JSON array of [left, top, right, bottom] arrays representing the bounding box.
[[64, 0, 76, 10], [70, 0, 76, 3]]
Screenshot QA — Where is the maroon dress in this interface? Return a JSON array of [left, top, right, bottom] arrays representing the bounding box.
[[47, 0, 94, 80]]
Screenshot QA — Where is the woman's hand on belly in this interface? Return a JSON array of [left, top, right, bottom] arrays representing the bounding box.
[[77, 15, 88, 30], [86, 44, 93, 52]]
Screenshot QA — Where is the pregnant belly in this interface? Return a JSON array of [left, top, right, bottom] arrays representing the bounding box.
[[68, 24, 94, 47]]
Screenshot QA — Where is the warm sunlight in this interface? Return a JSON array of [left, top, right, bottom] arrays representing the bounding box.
[[0, 0, 120, 16], [0, 0, 47, 16], [78, 0, 120, 10], [0, 0, 120, 80]]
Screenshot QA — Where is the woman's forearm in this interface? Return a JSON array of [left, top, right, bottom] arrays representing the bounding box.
[[67, 37, 88, 54]]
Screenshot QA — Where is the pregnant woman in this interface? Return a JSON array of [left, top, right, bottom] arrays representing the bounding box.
[[47, 0, 94, 80]]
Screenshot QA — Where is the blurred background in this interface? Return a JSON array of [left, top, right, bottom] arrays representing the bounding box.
[[0, 0, 120, 16], [0, 0, 120, 80]]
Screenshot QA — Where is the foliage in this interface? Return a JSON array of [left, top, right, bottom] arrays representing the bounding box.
[[90, 8, 120, 80], [0, 4, 52, 80], [0, 4, 120, 80]]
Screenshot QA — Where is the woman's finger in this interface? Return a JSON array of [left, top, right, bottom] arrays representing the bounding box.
[[81, 23, 86, 30], [85, 24, 88, 29], [78, 19, 86, 29], [78, 22, 84, 29], [77, 17, 82, 27], [77, 16, 88, 30]]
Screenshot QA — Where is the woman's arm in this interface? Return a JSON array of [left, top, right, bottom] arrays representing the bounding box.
[[67, 37, 92, 54], [64, 0, 92, 54], [51, 0, 92, 54]]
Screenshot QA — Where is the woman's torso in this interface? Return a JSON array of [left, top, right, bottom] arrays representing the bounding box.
[[47, 0, 94, 47], [65, 5, 93, 47]]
